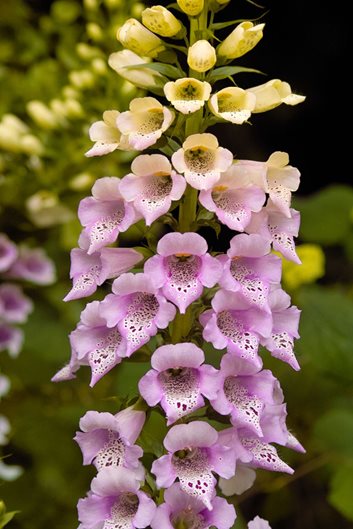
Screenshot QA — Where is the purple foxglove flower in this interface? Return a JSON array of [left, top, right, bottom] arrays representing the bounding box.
[[246, 200, 301, 263], [51, 348, 80, 383], [218, 233, 282, 312], [151, 482, 236, 529], [0, 283, 33, 323], [151, 421, 236, 510], [119, 154, 186, 226], [219, 463, 257, 496], [200, 290, 272, 370], [0, 324, 23, 358], [211, 354, 283, 436], [138, 343, 219, 425], [0, 234, 17, 273], [74, 408, 144, 476], [7, 247, 55, 285], [144, 232, 222, 314], [248, 516, 272, 529], [77, 467, 156, 529], [69, 300, 126, 386], [78, 177, 138, 255], [172, 133, 233, 191], [100, 273, 176, 356], [198, 164, 266, 231], [262, 288, 301, 370], [64, 238, 142, 302], [219, 427, 293, 474]]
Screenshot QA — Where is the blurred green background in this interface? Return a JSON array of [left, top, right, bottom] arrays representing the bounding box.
[[0, 1, 352, 528]]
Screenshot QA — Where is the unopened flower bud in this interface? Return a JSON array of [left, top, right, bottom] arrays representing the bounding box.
[[27, 101, 58, 129], [218, 21, 265, 60], [108, 50, 167, 93], [26, 191, 73, 227], [64, 99, 84, 118], [86, 22, 103, 41], [117, 18, 165, 58], [177, 0, 204, 16], [69, 172, 94, 191], [20, 135, 44, 156], [248, 79, 306, 113], [142, 6, 183, 38], [91, 58, 107, 75], [187, 40, 216, 72], [69, 70, 95, 89]]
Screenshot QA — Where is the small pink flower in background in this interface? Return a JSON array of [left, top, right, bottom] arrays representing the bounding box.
[[151, 482, 236, 529], [262, 288, 301, 370], [117, 97, 175, 150], [0, 324, 23, 358], [210, 354, 283, 436], [7, 246, 55, 285], [248, 516, 272, 529], [0, 283, 33, 323], [64, 235, 142, 302], [77, 467, 156, 529], [85, 110, 131, 157], [200, 289, 272, 370], [144, 232, 222, 314], [246, 200, 301, 263], [119, 154, 186, 226], [100, 273, 176, 356], [152, 421, 236, 510], [199, 170, 266, 231], [218, 233, 282, 311], [65, 301, 126, 386], [78, 177, 138, 255], [74, 408, 145, 476], [0, 234, 17, 273], [172, 133, 233, 190], [138, 343, 219, 425]]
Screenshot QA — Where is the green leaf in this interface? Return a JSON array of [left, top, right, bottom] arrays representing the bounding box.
[[208, 65, 264, 82], [124, 61, 185, 79], [313, 409, 353, 457], [293, 185, 353, 245], [296, 286, 353, 382], [0, 507, 19, 528], [138, 411, 167, 457], [329, 460, 353, 521]]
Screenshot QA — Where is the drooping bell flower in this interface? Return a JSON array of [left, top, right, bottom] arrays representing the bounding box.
[[164, 78, 212, 114], [85, 110, 131, 157], [144, 232, 222, 314], [7, 246, 55, 285], [0, 234, 17, 273], [138, 343, 219, 425], [100, 273, 176, 356], [0, 283, 33, 323], [0, 324, 23, 358]]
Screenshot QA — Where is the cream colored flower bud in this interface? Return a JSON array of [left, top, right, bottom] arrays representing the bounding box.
[[247, 79, 306, 113], [69, 173, 94, 191], [20, 135, 44, 156], [27, 101, 58, 129], [64, 99, 84, 118], [117, 18, 165, 58], [2, 114, 29, 134], [108, 50, 167, 92], [142, 6, 182, 37], [177, 0, 204, 16], [86, 22, 103, 41], [187, 40, 216, 73], [91, 58, 107, 75], [218, 21, 265, 60], [26, 191, 73, 227]]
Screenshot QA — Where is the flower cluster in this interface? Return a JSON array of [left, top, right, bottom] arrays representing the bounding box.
[[55, 1, 305, 527], [0, 233, 55, 480]]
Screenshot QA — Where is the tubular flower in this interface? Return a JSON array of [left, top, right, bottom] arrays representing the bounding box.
[[144, 232, 222, 313], [172, 133, 233, 190], [77, 467, 156, 529], [152, 421, 236, 509], [0, 324, 23, 358], [164, 78, 212, 114], [0, 234, 17, 272], [265, 151, 301, 217], [100, 273, 176, 356], [187, 40, 217, 73], [200, 289, 272, 370], [74, 409, 145, 475], [142, 6, 183, 38], [248, 79, 306, 113], [6, 246, 55, 285], [138, 343, 219, 425], [117, 18, 165, 58], [85, 110, 131, 157], [217, 21, 265, 60], [199, 169, 266, 231], [78, 177, 138, 255], [0, 284, 33, 323], [151, 482, 236, 529], [209, 87, 256, 124], [177, 0, 204, 16], [119, 154, 186, 225], [248, 517, 272, 529], [218, 233, 282, 311], [117, 97, 175, 151], [108, 50, 167, 93]]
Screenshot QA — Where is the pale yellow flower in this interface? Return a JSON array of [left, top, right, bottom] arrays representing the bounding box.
[[164, 78, 212, 114], [108, 50, 167, 92], [248, 79, 306, 113], [142, 6, 182, 37], [280, 244, 325, 290], [209, 87, 256, 124], [177, 0, 204, 16], [117, 18, 165, 58], [85, 110, 131, 157], [187, 40, 217, 73], [217, 21, 265, 60]]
